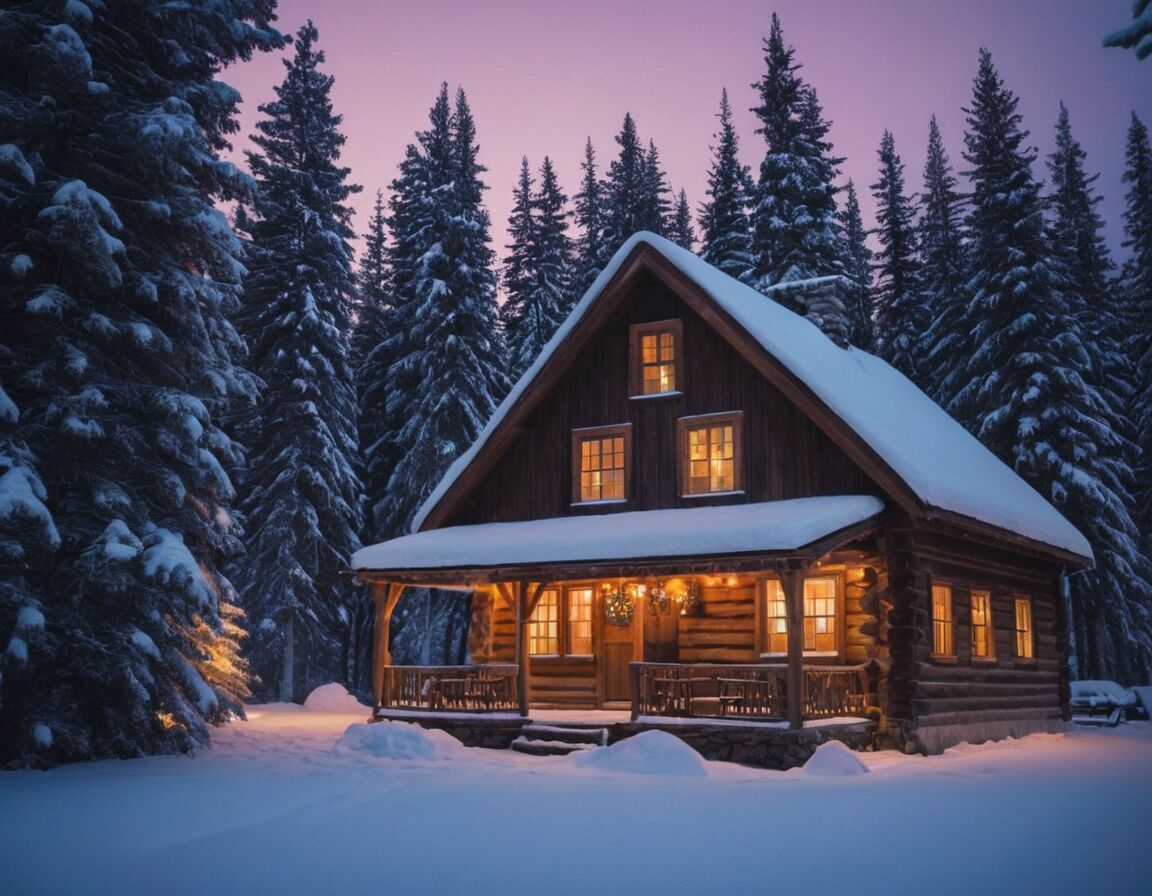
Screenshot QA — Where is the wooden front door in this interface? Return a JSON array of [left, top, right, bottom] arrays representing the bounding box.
[[601, 617, 634, 704]]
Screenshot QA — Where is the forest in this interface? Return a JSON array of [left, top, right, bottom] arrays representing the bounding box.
[[1, 1, 1150, 766]]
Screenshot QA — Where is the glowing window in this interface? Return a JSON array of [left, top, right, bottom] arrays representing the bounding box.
[[763, 576, 839, 654], [529, 589, 560, 655], [530, 586, 594, 658], [571, 424, 631, 504], [971, 590, 995, 659], [932, 583, 955, 657], [678, 412, 743, 496], [630, 320, 682, 396], [568, 588, 594, 656], [1014, 596, 1034, 659]]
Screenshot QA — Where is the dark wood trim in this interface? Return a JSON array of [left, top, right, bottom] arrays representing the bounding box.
[[570, 423, 633, 505], [676, 410, 745, 497], [779, 564, 807, 730], [629, 317, 684, 397], [371, 582, 405, 709], [515, 581, 530, 717]]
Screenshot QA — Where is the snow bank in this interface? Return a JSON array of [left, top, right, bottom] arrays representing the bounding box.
[[303, 683, 367, 713], [801, 740, 870, 776], [569, 730, 708, 777], [1070, 680, 1137, 707], [333, 721, 466, 761]]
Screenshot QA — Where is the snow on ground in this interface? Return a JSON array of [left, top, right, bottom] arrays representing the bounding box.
[[2, 696, 1151, 896]]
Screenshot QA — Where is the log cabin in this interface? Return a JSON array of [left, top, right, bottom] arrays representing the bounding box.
[[352, 232, 1093, 755]]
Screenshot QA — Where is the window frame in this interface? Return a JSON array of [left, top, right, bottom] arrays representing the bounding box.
[[969, 588, 997, 662], [528, 585, 595, 660], [677, 411, 745, 498], [757, 573, 845, 659], [571, 423, 632, 506], [1014, 595, 1035, 661], [629, 319, 684, 398], [930, 581, 956, 660]]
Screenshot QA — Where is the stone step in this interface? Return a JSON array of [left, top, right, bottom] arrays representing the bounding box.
[[520, 724, 608, 746], [510, 736, 599, 757]]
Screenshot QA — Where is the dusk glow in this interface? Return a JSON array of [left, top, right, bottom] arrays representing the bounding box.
[[224, 0, 1151, 261]]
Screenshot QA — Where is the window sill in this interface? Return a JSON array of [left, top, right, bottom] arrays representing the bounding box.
[[929, 653, 958, 665], [681, 489, 746, 500], [570, 499, 628, 509], [970, 656, 999, 666], [530, 654, 594, 665], [629, 390, 683, 401], [759, 651, 840, 660]]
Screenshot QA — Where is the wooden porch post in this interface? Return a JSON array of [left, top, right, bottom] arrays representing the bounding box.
[[371, 582, 405, 711], [780, 565, 807, 730], [514, 581, 530, 718]]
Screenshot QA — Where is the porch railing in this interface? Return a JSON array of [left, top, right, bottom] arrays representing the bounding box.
[[630, 662, 869, 721], [380, 664, 519, 712]]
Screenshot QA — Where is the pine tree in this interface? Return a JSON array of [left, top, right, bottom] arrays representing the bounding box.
[[837, 181, 875, 351], [871, 130, 926, 384], [956, 50, 1152, 683], [0, 0, 282, 765], [699, 88, 753, 280], [748, 14, 847, 342], [351, 190, 390, 372], [1120, 113, 1152, 544], [636, 140, 673, 236], [602, 112, 647, 254], [1104, 0, 1152, 59], [918, 116, 968, 406], [230, 22, 363, 702], [572, 138, 608, 303], [500, 157, 537, 341], [670, 189, 695, 250]]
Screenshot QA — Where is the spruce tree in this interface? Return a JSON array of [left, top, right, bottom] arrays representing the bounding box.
[[636, 140, 673, 236], [500, 157, 537, 344], [1104, 0, 1152, 59], [748, 14, 847, 342], [699, 88, 754, 281], [230, 22, 363, 702], [572, 138, 608, 302], [956, 50, 1152, 683], [1120, 114, 1152, 545], [918, 116, 968, 406], [871, 130, 926, 385], [602, 112, 647, 254], [670, 189, 695, 250], [837, 181, 875, 351], [0, 0, 281, 765]]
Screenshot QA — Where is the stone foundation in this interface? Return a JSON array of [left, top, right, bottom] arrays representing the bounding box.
[[373, 712, 526, 749]]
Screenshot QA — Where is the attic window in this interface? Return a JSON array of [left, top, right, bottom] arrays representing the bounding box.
[[630, 319, 683, 396], [572, 424, 631, 504]]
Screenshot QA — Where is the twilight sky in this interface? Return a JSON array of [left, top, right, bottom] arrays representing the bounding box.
[[222, 0, 1151, 270]]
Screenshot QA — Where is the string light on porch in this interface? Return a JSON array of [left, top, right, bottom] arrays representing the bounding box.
[[646, 579, 700, 615]]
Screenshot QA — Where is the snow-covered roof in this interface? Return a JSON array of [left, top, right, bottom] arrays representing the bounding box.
[[411, 232, 1091, 561], [353, 496, 884, 572]]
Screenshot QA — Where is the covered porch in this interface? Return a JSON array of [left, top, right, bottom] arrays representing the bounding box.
[[352, 497, 887, 732]]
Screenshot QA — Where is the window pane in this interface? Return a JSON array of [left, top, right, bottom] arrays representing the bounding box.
[[637, 326, 678, 394], [764, 577, 836, 654], [578, 433, 626, 501], [971, 590, 994, 658], [1015, 596, 1034, 659], [568, 588, 593, 655], [529, 590, 559, 655], [932, 583, 954, 656]]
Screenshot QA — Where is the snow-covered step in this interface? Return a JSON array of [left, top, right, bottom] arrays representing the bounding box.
[[520, 724, 608, 747], [511, 736, 600, 757]]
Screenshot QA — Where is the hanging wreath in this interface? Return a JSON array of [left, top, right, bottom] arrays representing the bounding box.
[[603, 583, 635, 626]]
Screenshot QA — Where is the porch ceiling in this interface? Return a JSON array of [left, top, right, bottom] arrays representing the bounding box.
[[352, 495, 884, 585]]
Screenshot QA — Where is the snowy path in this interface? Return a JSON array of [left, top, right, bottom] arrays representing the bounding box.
[[2, 702, 1150, 896]]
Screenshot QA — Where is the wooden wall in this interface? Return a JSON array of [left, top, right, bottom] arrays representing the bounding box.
[[444, 271, 884, 527]]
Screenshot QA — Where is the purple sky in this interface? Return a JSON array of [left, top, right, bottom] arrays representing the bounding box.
[[223, 0, 1151, 270]]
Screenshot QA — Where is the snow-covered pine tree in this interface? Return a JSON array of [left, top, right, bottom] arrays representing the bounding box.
[[503, 156, 574, 380], [1104, 0, 1152, 59], [918, 115, 969, 407], [0, 0, 282, 765], [500, 157, 537, 348], [572, 138, 608, 303], [602, 112, 647, 255], [636, 139, 673, 236], [748, 14, 848, 343], [230, 22, 363, 702], [1119, 113, 1152, 546], [351, 190, 390, 373], [837, 181, 875, 351], [698, 88, 754, 281], [871, 130, 927, 385], [956, 50, 1152, 683], [670, 189, 695, 250], [381, 85, 506, 664]]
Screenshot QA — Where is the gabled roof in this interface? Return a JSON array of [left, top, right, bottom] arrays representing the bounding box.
[[412, 232, 1092, 563], [353, 496, 885, 575]]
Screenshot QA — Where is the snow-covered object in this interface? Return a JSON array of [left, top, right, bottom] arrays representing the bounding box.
[[333, 721, 466, 760], [303, 683, 367, 713], [1070, 680, 1138, 708], [409, 232, 1091, 561], [569, 730, 709, 776], [355, 496, 881, 571], [801, 740, 870, 776]]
